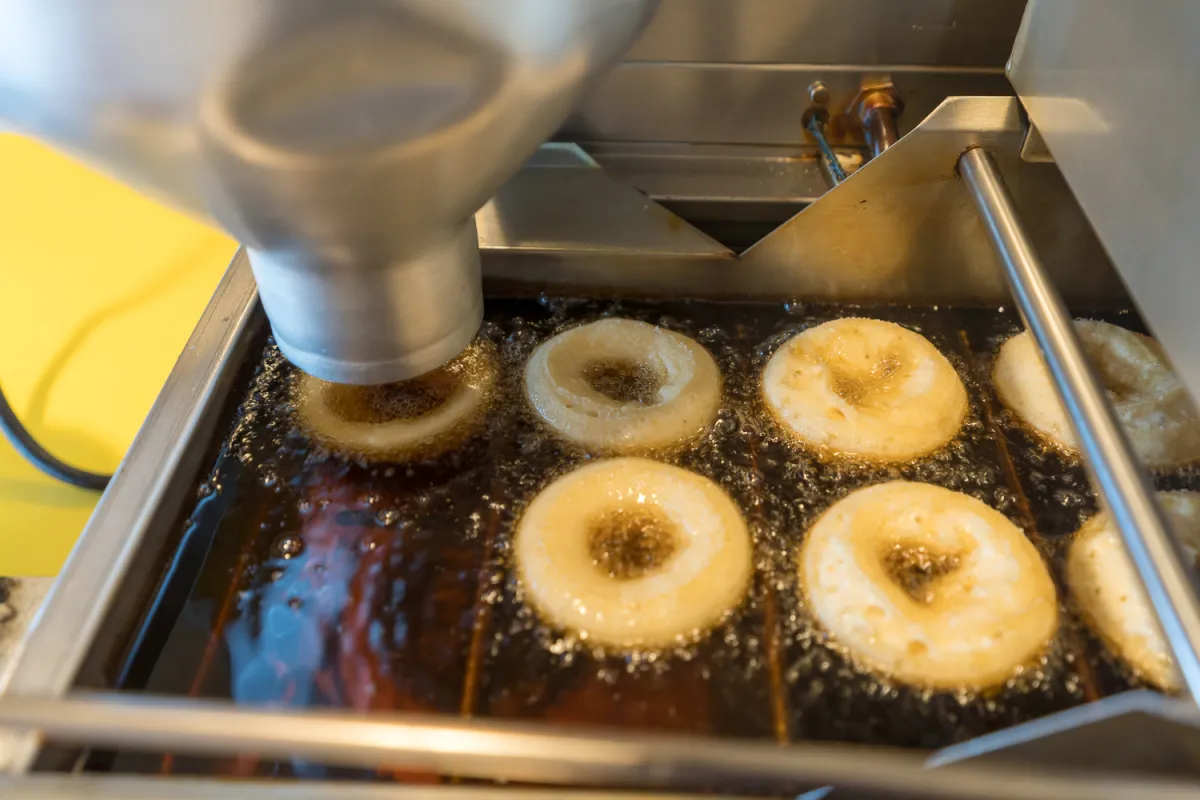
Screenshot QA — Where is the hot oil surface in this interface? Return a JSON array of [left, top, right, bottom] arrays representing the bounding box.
[[110, 298, 1165, 778]]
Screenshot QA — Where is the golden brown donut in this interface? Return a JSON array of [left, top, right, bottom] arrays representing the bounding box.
[[1067, 491, 1200, 691], [799, 481, 1058, 689], [994, 321, 1200, 468], [515, 458, 752, 649], [297, 342, 496, 460], [762, 318, 968, 462]]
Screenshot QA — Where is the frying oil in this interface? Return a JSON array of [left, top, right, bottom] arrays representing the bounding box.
[[109, 297, 1180, 780]]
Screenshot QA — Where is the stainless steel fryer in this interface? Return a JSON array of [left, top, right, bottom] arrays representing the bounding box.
[[5, 2, 1200, 797]]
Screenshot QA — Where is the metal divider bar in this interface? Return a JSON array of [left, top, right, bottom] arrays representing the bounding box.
[[957, 146, 1200, 704], [0, 691, 1198, 799], [0, 775, 759, 800]]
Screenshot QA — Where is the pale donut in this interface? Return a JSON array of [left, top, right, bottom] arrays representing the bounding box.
[[994, 320, 1200, 468], [297, 343, 496, 460], [1067, 492, 1200, 691], [799, 481, 1058, 689], [524, 319, 721, 453], [762, 318, 968, 462], [515, 458, 752, 649]]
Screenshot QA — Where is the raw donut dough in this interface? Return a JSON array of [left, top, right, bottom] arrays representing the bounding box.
[[525, 319, 721, 453]]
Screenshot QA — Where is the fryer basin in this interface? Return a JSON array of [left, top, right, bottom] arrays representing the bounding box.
[[3, 96, 1200, 798]]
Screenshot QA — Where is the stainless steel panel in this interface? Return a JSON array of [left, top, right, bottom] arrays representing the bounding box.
[[563, 64, 1011, 145], [929, 690, 1200, 772], [587, 142, 858, 207], [737, 96, 1123, 304], [1008, 0, 1200, 409], [0, 777, 757, 800], [477, 160, 731, 257], [484, 99, 1123, 305], [1, 691, 1199, 799], [625, 0, 1027, 66]]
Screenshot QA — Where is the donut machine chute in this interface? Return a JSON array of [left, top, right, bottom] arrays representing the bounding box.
[[6, 1, 1200, 798]]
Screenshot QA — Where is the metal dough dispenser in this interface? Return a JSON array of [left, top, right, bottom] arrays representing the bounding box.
[[0, 0, 658, 384]]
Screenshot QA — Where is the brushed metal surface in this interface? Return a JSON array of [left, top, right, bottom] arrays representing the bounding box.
[[477, 163, 730, 257], [1, 691, 1198, 799], [587, 142, 861, 206], [1009, 0, 1200, 411], [0, 0, 658, 384], [625, 0, 1027, 66], [737, 96, 1122, 304], [563, 65, 1011, 146], [0, 777, 757, 800], [928, 690, 1200, 772]]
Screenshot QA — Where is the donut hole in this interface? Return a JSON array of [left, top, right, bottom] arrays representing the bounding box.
[[831, 353, 903, 408], [321, 370, 461, 424], [582, 359, 664, 405], [882, 543, 963, 605], [587, 508, 679, 581]]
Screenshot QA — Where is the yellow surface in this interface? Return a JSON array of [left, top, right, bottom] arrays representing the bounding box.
[[0, 135, 237, 576]]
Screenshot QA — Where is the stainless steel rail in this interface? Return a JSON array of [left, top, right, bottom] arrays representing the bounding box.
[[958, 146, 1200, 703], [1, 691, 1199, 799], [0, 776, 756, 800]]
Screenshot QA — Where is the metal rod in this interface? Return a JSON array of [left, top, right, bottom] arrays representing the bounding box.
[[805, 114, 848, 186], [0, 774, 760, 800], [1, 691, 1198, 799], [863, 105, 900, 160], [958, 146, 1200, 703]]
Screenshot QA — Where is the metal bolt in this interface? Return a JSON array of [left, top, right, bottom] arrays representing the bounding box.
[[808, 80, 830, 106]]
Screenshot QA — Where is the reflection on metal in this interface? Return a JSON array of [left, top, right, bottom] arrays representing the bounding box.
[[1009, 0, 1200, 409], [738, 97, 1123, 304], [959, 147, 1200, 704], [482, 98, 1121, 306], [586, 142, 853, 207], [929, 690, 1200, 773], [805, 113, 849, 186], [563, 65, 1010, 146], [0, 691, 1198, 799], [477, 161, 730, 258], [0, 776, 759, 800], [1019, 119, 1054, 163], [625, 0, 1027, 66], [854, 84, 904, 160], [570, 0, 1022, 148]]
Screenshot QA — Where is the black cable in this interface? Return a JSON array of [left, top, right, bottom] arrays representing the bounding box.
[[0, 383, 111, 491]]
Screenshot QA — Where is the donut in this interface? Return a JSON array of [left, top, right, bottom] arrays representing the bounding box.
[[515, 458, 752, 649], [993, 320, 1200, 468], [524, 319, 721, 454], [296, 342, 496, 460], [761, 318, 968, 462], [1067, 491, 1200, 691], [799, 481, 1058, 689]]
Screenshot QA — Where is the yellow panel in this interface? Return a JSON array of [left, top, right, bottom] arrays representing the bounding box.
[[0, 135, 237, 576]]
